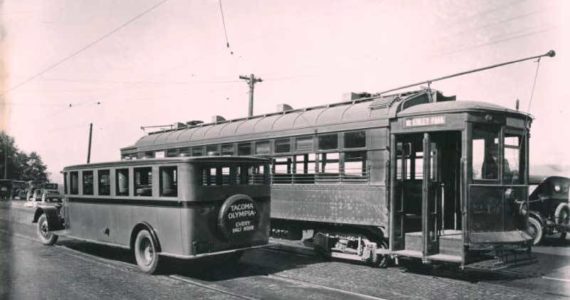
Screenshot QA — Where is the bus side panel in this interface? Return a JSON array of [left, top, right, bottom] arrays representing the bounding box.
[[68, 202, 113, 242], [156, 206, 183, 254], [109, 204, 133, 246], [271, 184, 388, 227]]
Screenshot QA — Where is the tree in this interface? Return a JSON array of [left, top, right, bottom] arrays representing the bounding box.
[[0, 131, 49, 182]]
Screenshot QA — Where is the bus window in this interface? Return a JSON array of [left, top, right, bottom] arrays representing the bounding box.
[[70, 172, 78, 195], [159, 166, 177, 197], [344, 131, 366, 148], [134, 167, 152, 196], [472, 126, 499, 180], [82, 171, 94, 195], [504, 134, 523, 184], [116, 169, 129, 196], [98, 170, 111, 196]]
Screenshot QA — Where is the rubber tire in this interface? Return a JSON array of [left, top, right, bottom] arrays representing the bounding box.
[[134, 229, 160, 274], [37, 214, 58, 246], [528, 216, 544, 246], [556, 206, 569, 240]]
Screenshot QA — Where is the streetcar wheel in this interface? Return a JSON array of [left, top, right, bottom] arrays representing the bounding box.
[[528, 217, 543, 246], [134, 229, 160, 274], [37, 214, 58, 245]]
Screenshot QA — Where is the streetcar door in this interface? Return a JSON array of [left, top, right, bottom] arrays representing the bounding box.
[[389, 140, 409, 251], [422, 134, 439, 256]]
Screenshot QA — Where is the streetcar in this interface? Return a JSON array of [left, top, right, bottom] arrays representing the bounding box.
[[32, 157, 271, 274], [119, 88, 534, 270]]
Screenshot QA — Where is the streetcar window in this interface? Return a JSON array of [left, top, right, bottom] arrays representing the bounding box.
[[318, 152, 340, 174], [192, 147, 204, 157], [238, 142, 252, 155], [179, 147, 191, 157], [98, 170, 111, 196], [472, 126, 499, 180], [166, 148, 179, 157], [144, 151, 155, 159], [206, 144, 219, 156], [255, 141, 271, 155], [134, 167, 152, 196], [221, 167, 232, 185], [82, 171, 94, 195], [318, 134, 338, 150], [221, 143, 234, 156], [116, 169, 129, 196], [274, 138, 291, 153], [155, 151, 165, 158], [159, 167, 177, 197], [70, 172, 78, 195], [272, 157, 293, 184], [249, 165, 267, 185], [344, 131, 366, 148], [504, 134, 523, 184], [345, 151, 366, 176], [295, 136, 314, 152]]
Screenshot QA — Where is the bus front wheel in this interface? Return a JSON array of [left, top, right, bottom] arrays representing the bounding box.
[[37, 214, 58, 245], [134, 229, 160, 274]]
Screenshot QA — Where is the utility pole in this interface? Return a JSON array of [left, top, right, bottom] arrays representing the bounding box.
[[87, 123, 93, 163], [239, 74, 263, 117]]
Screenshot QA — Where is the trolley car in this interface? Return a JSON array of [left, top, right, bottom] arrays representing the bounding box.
[[120, 88, 535, 269], [33, 157, 271, 273]]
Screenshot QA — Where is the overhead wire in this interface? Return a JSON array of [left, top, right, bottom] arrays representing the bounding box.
[[1, 0, 171, 98], [218, 0, 233, 55], [526, 58, 543, 113]]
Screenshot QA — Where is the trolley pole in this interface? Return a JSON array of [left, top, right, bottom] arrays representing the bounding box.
[[87, 123, 93, 164], [239, 74, 263, 117]]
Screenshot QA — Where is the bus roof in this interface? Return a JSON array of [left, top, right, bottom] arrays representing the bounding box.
[[63, 156, 269, 171]]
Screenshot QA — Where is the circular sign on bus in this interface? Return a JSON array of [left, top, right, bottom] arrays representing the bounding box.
[[218, 194, 259, 240]]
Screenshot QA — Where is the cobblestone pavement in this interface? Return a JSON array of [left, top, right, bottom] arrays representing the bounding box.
[[1, 202, 569, 299]]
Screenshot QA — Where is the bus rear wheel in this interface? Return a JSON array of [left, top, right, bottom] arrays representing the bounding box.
[[134, 229, 160, 274], [37, 214, 58, 245]]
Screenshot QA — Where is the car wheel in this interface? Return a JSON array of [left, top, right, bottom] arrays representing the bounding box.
[[37, 214, 58, 245], [528, 216, 544, 246], [134, 229, 160, 274], [374, 239, 390, 268]]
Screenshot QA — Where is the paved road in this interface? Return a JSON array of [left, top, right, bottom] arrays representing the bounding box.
[[1, 202, 569, 299]]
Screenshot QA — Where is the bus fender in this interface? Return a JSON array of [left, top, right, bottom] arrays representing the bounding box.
[[131, 222, 162, 252], [33, 206, 64, 231]]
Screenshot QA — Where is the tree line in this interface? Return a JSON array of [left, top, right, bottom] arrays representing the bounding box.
[[0, 131, 49, 182]]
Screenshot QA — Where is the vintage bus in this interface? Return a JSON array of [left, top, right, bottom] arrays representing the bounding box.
[[120, 89, 534, 270], [33, 157, 271, 273]]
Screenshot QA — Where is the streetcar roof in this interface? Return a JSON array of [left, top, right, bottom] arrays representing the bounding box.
[[63, 156, 269, 171], [397, 100, 531, 118]]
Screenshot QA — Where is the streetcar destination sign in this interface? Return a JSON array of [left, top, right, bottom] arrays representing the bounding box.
[[404, 115, 446, 127]]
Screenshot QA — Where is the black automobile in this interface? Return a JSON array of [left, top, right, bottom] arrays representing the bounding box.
[[527, 176, 570, 245]]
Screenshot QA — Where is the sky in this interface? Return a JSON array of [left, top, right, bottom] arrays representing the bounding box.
[[1, 0, 569, 182]]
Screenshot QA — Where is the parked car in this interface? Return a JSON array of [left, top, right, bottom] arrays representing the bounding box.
[[24, 188, 62, 207], [527, 175, 570, 245]]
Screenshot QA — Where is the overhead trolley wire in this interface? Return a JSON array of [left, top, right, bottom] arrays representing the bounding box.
[[218, 0, 233, 55], [526, 57, 543, 113], [1, 0, 171, 98]]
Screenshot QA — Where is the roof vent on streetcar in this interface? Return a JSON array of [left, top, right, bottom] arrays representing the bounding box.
[[186, 120, 204, 126], [174, 122, 187, 129], [342, 92, 371, 101], [276, 104, 293, 112], [211, 115, 226, 123]]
